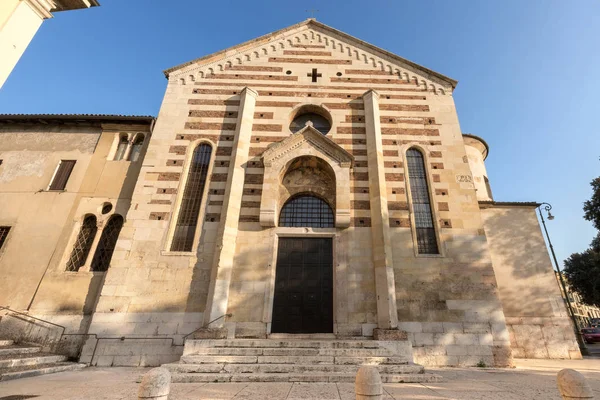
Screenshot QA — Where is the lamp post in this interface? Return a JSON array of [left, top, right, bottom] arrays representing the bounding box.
[[537, 202, 588, 355]]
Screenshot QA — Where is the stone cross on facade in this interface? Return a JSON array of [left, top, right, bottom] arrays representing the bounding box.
[[307, 68, 322, 82]]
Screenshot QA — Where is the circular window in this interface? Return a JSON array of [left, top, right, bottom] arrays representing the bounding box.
[[101, 203, 113, 214], [289, 105, 332, 135]]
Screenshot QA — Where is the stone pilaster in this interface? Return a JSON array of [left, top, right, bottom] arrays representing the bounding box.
[[363, 89, 398, 330], [203, 87, 258, 327]]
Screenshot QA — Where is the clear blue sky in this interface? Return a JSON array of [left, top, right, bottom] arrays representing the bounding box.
[[1, 0, 599, 266]]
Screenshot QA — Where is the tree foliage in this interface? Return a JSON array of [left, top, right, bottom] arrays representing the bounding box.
[[563, 176, 600, 308]]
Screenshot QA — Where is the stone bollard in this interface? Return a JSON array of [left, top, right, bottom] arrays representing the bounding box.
[[355, 366, 382, 400], [557, 369, 594, 399], [138, 367, 171, 400]]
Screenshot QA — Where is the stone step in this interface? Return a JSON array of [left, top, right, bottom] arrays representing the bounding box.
[[165, 362, 424, 375], [170, 372, 443, 384], [181, 354, 410, 365], [0, 340, 14, 347], [0, 346, 40, 357], [0, 362, 86, 381], [187, 347, 405, 357], [0, 354, 67, 369], [196, 339, 381, 349]]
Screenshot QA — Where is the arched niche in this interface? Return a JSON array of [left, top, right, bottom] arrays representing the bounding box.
[[260, 125, 353, 228]]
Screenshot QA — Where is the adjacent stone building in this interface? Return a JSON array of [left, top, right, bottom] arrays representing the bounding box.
[[0, 19, 580, 368]]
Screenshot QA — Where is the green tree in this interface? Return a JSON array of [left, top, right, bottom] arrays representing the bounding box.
[[564, 177, 600, 308]]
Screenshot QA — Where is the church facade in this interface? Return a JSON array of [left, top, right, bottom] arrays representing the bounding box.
[[0, 19, 580, 367]]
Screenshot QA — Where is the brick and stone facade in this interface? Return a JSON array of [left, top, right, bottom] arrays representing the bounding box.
[[0, 19, 580, 368]]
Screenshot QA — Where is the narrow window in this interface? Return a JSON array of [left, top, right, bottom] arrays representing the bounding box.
[[171, 144, 212, 252], [49, 160, 76, 191], [0, 226, 11, 251], [114, 135, 129, 161], [90, 215, 124, 272], [407, 148, 439, 254], [129, 135, 145, 162], [279, 194, 334, 228], [66, 215, 97, 272]]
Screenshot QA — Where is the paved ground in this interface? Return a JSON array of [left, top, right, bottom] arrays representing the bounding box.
[[0, 358, 599, 399]]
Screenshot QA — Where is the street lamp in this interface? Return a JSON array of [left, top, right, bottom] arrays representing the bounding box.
[[537, 202, 588, 355]]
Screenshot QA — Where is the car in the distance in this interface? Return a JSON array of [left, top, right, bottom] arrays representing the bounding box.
[[581, 327, 600, 343]]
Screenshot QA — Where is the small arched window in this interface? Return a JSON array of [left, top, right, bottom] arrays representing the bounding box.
[[66, 215, 98, 272], [129, 134, 145, 162], [407, 148, 439, 254], [90, 215, 124, 272], [279, 194, 334, 228], [171, 143, 212, 252], [114, 135, 129, 161]]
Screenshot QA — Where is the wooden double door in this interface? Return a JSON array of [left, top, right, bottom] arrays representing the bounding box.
[[271, 238, 333, 333]]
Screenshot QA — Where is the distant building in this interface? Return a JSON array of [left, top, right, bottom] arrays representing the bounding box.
[[0, 0, 99, 88], [555, 271, 600, 328]]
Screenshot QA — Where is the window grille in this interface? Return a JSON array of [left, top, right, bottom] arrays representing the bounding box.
[[129, 135, 144, 162], [49, 160, 76, 191], [170, 144, 212, 252], [279, 194, 334, 228], [66, 215, 97, 271], [0, 226, 11, 251], [90, 215, 123, 272], [407, 149, 439, 254], [114, 135, 129, 161]]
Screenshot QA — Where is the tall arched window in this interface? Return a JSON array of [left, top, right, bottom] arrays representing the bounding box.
[[66, 215, 98, 272], [407, 148, 439, 254], [129, 134, 145, 162], [171, 143, 212, 252], [90, 215, 124, 272], [114, 135, 129, 161], [279, 194, 334, 228]]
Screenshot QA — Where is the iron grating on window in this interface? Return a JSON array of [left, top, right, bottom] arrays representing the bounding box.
[[279, 194, 334, 228], [171, 144, 212, 252], [90, 215, 124, 272], [407, 149, 439, 254], [66, 215, 97, 271]]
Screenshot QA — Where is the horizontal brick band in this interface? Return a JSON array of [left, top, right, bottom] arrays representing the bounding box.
[[156, 188, 177, 195], [257, 90, 364, 100], [188, 99, 240, 106], [401, 140, 442, 146], [432, 174, 441, 183], [383, 150, 399, 157], [379, 104, 430, 111], [353, 161, 368, 168], [382, 128, 439, 136], [440, 219, 452, 228], [193, 88, 246, 95], [177, 133, 228, 142], [381, 116, 436, 124], [226, 65, 283, 72], [211, 173, 228, 182], [435, 189, 448, 196], [166, 159, 183, 167], [269, 57, 352, 65], [335, 138, 366, 145], [205, 213, 221, 222], [246, 160, 264, 168], [430, 151, 442, 158], [323, 102, 364, 110], [148, 199, 171, 205], [243, 188, 262, 195], [209, 189, 226, 195], [332, 77, 412, 85], [239, 215, 260, 222], [352, 187, 369, 193], [252, 124, 283, 132], [149, 212, 169, 221], [390, 188, 406, 195], [384, 161, 403, 168], [195, 81, 427, 92], [352, 172, 369, 181], [216, 147, 233, 156], [244, 174, 264, 184], [209, 200, 223, 206], [209, 73, 298, 81], [169, 146, 186, 155], [215, 160, 231, 167], [382, 139, 399, 145], [157, 172, 181, 181], [389, 218, 410, 228], [249, 147, 266, 156], [351, 217, 371, 227], [254, 112, 274, 119], [385, 173, 404, 181], [345, 69, 396, 76], [380, 94, 426, 100], [241, 201, 261, 208], [438, 202, 449, 211], [185, 122, 237, 131], [252, 135, 287, 142], [351, 200, 370, 210], [337, 126, 366, 135], [431, 163, 444, 170], [283, 50, 332, 56], [255, 101, 300, 108], [189, 110, 239, 118], [388, 201, 408, 210]]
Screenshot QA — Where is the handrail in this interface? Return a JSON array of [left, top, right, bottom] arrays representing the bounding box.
[[182, 313, 233, 340], [0, 306, 233, 365], [0, 306, 66, 339]]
